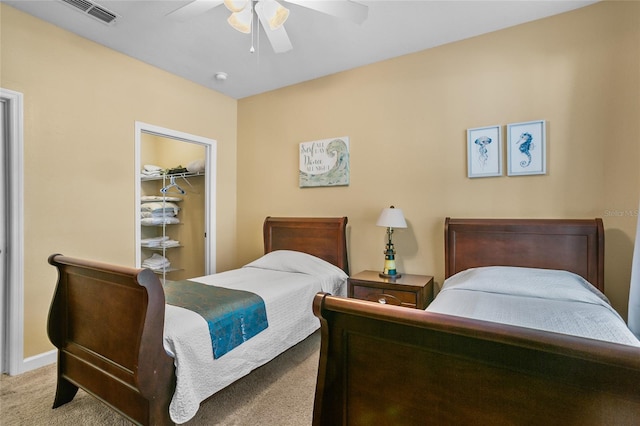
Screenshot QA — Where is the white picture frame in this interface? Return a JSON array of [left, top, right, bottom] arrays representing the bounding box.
[[507, 120, 546, 176], [467, 125, 502, 178]]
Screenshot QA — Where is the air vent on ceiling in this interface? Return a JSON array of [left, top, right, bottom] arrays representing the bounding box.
[[60, 0, 117, 25]]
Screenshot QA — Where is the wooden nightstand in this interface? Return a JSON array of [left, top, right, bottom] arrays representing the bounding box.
[[348, 270, 434, 309]]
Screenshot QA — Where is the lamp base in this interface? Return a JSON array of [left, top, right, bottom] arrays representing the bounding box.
[[379, 272, 402, 279]]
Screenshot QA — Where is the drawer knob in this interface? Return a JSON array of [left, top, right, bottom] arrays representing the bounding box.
[[368, 293, 401, 306]]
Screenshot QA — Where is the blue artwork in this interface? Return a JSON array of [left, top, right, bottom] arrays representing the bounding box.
[[507, 120, 546, 176], [474, 136, 492, 168], [467, 125, 501, 178], [515, 132, 533, 167], [299, 137, 350, 187]]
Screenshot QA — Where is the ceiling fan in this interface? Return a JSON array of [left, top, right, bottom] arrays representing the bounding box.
[[166, 0, 368, 54]]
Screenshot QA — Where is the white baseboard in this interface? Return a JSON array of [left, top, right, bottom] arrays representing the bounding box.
[[18, 350, 56, 374]]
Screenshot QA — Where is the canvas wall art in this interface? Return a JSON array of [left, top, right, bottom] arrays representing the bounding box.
[[299, 137, 350, 187]]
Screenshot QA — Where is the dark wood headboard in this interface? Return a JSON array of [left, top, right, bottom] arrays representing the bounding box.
[[444, 218, 605, 291], [263, 216, 349, 275]]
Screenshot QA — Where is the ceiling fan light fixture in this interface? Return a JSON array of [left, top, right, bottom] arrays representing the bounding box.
[[260, 0, 289, 30], [227, 6, 252, 33], [223, 0, 248, 13]]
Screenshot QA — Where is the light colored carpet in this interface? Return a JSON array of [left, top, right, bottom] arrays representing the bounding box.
[[0, 331, 320, 425]]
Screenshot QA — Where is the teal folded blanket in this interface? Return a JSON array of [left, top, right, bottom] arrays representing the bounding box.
[[164, 280, 268, 359]]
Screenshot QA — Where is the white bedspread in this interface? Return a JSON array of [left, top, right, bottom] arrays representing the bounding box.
[[163, 250, 347, 424], [427, 266, 640, 347]]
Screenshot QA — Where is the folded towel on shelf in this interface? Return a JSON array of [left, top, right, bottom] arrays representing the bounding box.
[[161, 240, 181, 248], [141, 240, 180, 248], [141, 165, 165, 178], [142, 169, 161, 174], [142, 253, 171, 271], [143, 253, 170, 264], [144, 164, 163, 172], [141, 236, 169, 247], [142, 236, 169, 242], [141, 170, 163, 178]]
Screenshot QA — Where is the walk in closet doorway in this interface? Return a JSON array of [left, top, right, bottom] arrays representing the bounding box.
[[135, 122, 216, 280]]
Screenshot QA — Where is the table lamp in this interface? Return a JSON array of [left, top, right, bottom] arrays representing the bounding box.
[[376, 206, 407, 279]]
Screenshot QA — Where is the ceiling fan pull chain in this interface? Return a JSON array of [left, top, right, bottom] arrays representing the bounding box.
[[250, 1, 256, 53]]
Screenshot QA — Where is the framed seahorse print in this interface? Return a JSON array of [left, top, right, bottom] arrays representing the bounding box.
[[507, 120, 546, 176], [467, 125, 502, 178]]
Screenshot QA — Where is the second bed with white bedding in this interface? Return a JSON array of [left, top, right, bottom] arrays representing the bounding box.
[[427, 266, 640, 347]]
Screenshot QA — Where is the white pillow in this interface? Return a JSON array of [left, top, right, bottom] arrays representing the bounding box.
[[243, 250, 348, 295], [141, 195, 182, 202], [243, 249, 343, 275], [442, 266, 610, 306], [187, 158, 206, 173], [140, 202, 180, 213]]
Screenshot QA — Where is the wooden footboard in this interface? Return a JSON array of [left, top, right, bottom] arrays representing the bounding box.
[[312, 293, 640, 426], [47, 254, 176, 425]]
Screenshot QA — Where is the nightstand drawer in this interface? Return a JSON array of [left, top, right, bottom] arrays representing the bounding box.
[[352, 286, 417, 308], [348, 271, 434, 309]]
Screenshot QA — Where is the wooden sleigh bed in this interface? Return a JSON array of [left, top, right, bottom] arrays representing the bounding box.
[[47, 216, 349, 425], [312, 218, 640, 425]]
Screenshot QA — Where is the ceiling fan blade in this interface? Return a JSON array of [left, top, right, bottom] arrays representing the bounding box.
[[255, 2, 293, 53], [166, 0, 224, 20], [285, 0, 368, 25]]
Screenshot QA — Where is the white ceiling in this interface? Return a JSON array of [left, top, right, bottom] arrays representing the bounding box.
[[5, 0, 598, 99]]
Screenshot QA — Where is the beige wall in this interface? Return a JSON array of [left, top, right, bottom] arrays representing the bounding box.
[[237, 2, 640, 316], [2, 1, 639, 361], [1, 4, 238, 357]]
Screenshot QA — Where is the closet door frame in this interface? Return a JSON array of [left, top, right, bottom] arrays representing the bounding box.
[[134, 122, 217, 274], [1, 88, 24, 375]]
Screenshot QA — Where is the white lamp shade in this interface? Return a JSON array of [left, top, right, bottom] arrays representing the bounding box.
[[376, 207, 407, 229]]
